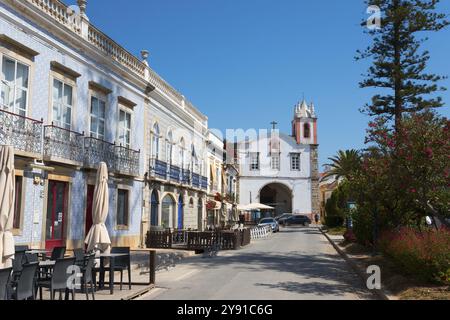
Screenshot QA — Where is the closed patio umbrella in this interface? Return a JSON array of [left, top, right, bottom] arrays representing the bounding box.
[[85, 162, 111, 253], [0, 146, 15, 268]]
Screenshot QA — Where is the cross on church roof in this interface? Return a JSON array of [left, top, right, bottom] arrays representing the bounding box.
[[271, 121, 278, 130]]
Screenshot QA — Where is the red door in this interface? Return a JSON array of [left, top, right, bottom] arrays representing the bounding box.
[[45, 181, 68, 252], [85, 185, 95, 236]]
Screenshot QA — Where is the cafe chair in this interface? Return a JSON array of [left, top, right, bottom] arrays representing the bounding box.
[[38, 257, 76, 300], [0, 268, 12, 300], [11, 263, 38, 300], [111, 247, 132, 290], [81, 254, 96, 300]]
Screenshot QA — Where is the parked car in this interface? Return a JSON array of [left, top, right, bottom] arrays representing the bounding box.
[[258, 218, 280, 233], [275, 213, 292, 222], [280, 215, 311, 227]]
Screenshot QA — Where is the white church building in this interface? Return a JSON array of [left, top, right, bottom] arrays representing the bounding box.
[[236, 100, 320, 220]]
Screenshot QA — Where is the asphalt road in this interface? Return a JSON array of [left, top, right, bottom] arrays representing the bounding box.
[[139, 227, 375, 300]]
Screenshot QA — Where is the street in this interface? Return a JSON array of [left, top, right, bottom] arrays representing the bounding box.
[[139, 227, 375, 300]]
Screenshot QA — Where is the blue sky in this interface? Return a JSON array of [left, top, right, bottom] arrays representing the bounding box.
[[65, 0, 450, 169]]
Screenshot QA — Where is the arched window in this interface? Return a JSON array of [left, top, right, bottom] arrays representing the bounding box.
[[304, 123, 311, 139], [151, 123, 160, 159], [166, 130, 173, 164], [161, 194, 176, 228], [179, 138, 185, 169], [191, 144, 198, 173], [150, 190, 159, 226]]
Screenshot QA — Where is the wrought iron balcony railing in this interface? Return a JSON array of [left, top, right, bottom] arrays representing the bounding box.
[[201, 176, 208, 191], [114, 145, 140, 177], [149, 158, 168, 179], [43, 124, 83, 164], [181, 169, 191, 185], [84, 137, 115, 170], [192, 173, 201, 188], [0, 108, 42, 157], [169, 164, 181, 182]]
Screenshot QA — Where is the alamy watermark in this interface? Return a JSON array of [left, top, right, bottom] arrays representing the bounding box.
[[366, 265, 381, 290], [367, 5, 382, 30]]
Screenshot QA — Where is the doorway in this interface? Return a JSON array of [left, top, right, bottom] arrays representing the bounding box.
[[45, 181, 69, 252], [85, 185, 95, 236]]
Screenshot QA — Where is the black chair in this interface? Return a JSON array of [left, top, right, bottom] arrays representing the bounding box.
[[81, 254, 96, 300], [14, 245, 29, 253], [12, 251, 26, 281], [0, 268, 12, 300], [110, 247, 132, 290], [38, 257, 76, 300], [73, 248, 85, 267], [49, 247, 66, 261], [25, 253, 39, 264], [12, 263, 38, 300]]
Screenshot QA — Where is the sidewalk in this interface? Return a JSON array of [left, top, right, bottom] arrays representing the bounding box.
[[319, 228, 394, 300]]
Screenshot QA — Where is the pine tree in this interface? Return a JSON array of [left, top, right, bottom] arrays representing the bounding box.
[[357, 0, 449, 131]]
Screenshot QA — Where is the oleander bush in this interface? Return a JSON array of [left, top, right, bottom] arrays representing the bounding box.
[[378, 227, 450, 285]]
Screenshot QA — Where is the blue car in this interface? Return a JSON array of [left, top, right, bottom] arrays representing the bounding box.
[[258, 218, 280, 233]]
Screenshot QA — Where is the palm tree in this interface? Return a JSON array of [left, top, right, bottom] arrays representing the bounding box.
[[323, 149, 361, 180]]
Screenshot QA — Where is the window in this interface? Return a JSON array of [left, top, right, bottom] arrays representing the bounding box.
[[271, 154, 280, 170], [117, 189, 129, 227], [13, 176, 23, 230], [90, 96, 106, 140], [151, 123, 160, 159], [250, 152, 260, 171], [166, 131, 173, 164], [304, 123, 311, 139], [1, 56, 29, 116], [291, 153, 301, 171], [52, 79, 73, 129], [179, 138, 185, 168], [118, 109, 132, 148]]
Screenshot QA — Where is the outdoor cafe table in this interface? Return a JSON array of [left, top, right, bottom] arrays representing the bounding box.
[[97, 253, 128, 295]]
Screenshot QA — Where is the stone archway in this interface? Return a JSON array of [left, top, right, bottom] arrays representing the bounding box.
[[259, 183, 293, 217], [161, 194, 176, 229]]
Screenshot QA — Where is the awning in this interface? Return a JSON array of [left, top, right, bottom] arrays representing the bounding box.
[[208, 200, 222, 210], [237, 203, 275, 211]]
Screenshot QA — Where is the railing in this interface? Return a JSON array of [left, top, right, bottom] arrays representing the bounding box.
[[87, 25, 146, 78], [146, 230, 172, 249], [146, 229, 251, 251], [192, 173, 201, 188], [149, 158, 168, 179], [0, 108, 42, 156], [181, 169, 191, 185], [114, 145, 140, 176], [169, 164, 181, 182], [201, 176, 208, 190], [43, 124, 83, 163], [83, 136, 115, 170], [250, 226, 272, 240], [27, 0, 81, 34]]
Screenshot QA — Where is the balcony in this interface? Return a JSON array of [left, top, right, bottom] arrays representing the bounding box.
[[149, 158, 168, 180], [169, 165, 181, 183], [0, 108, 42, 158], [114, 145, 140, 177], [201, 176, 208, 191], [83, 137, 115, 170], [192, 173, 201, 188], [43, 124, 83, 166], [181, 169, 191, 185]]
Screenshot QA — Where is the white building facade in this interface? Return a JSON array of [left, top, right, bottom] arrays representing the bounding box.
[[237, 100, 320, 220]]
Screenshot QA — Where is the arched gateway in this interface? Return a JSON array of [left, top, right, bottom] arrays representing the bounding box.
[[259, 183, 293, 217]]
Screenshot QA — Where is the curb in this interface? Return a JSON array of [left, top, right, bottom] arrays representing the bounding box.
[[124, 284, 156, 300], [319, 228, 391, 301]]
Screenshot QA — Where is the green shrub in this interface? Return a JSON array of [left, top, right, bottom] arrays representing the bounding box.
[[378, 227, 450, 285], [324, 215, 344, 228]]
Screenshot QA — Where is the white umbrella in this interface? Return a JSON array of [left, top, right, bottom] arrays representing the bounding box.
[[0, 146, 15, 268], [85, 162, 111, 253]]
